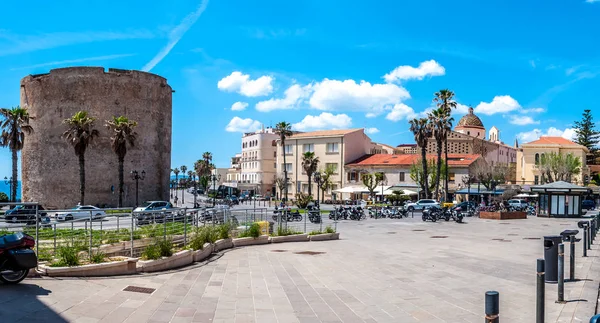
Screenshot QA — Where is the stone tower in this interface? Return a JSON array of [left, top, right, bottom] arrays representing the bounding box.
[[20, 67, 172, 208]]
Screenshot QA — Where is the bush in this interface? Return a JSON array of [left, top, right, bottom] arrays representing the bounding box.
[[0, 192, 8, 202], [189, 227, 217, 250], [248, 223, 261, 238], [294, 192, 313, 209], [276, 227, 302, 236], [54, 245, 80, 267], [217, 223, 231, 240], [308, 230, 322, 235], [89, 250, 106, 264], [141, 238, 173, 260], [325, 226, 335, 233]]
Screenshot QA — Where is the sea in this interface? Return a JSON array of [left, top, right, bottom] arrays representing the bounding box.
[[0, 181, 21, 200]]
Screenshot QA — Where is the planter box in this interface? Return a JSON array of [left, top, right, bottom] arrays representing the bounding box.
[[271, 234, 309, 243], [310, 233, 340, 241], [137, 250, 193, 273], [480, 211, 527, 220], [39, 258, 138, 277], [213, 238, 233, 252], [95, 234, 186, 256], [193, 243, 213, 262], [233, 235, 270, 247]]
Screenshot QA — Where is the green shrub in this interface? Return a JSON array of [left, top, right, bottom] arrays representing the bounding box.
[[53, 245, 80, 267], [217, 223, 231, 240], [36, 248, 53, 262], [189, 227, 211, 250], [248, 223, 261, 238], [276, 227, 302, 236], [157, 239, 173, 257], [325, 226, 335, 234], [141, 238, 173, 260], [308, 230, 322, 235], [141, 244, 162, 260], [89, 250, 106, 264]]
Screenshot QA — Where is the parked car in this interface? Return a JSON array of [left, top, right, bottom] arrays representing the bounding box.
[[405, 199, 440, 212], [3, 205, 51, 225], [582, 200, 596, 210], [507, 199, 528, 209], [454, 201, 476, 210], [55, 205, 107, 221], [225, 195, 239, 205], [253, 195, 266, 201], [133, 201, 173, 225]]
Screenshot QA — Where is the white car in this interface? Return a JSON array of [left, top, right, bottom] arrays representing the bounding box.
[[508, 199, 528, 209], [405, 199, 440, 211], [55, 205, 107, 221]]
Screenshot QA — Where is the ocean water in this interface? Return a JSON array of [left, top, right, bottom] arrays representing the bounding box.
[[0, 181, 21, 200]]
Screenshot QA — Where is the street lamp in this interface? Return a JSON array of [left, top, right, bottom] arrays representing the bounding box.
[[211, 173, 221, 207], [130, 170, 146, 207], [192, 172, 198, 208], [4, 176, 15, 202], [314, 172, 321, 208]]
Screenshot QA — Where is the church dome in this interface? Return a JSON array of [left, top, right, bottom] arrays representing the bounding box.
[[457, 107, 484, 128]]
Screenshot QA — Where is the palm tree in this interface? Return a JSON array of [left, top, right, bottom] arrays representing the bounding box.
[[275, 122, 293, 201], [62, 111, 99, 205], [409, 118, 432, 198], [428, 108, 445, 200], [434, 89, 457, 202], [105, 116, 137, 207], [301, 152, 320, 197], [0, 107, 33, 202], [180, 165, 187, 203], [173, 167, 180, 200]]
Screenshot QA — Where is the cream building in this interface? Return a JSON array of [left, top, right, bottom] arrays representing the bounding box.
[[233, 127, 279, 197], [276, 129, 375, 199], [516, 136, 590, 185]]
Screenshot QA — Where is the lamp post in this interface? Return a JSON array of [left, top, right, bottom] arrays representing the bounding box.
[[211, 173, 221, 207], [4, 176, 15, 202], [192, 172, 197, 208], [130, 170, 145, 207], [314, 172, 321, 208]]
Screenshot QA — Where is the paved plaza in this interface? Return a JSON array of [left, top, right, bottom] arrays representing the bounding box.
[[1, 214, 599, 322]]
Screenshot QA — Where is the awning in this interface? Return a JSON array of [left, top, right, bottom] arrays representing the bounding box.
[[455, 187, 505, 195], [514, 193, 539, 198], [333, 186, 370, 194], [377, 188, 419, 196]]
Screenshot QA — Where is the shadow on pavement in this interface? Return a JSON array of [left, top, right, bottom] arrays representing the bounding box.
[[0, 282, 66, 322]]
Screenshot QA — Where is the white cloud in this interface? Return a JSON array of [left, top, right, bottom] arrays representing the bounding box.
[[225, 117, 262, 133], [529, 60, 536, 68], [309, 79, 410, 113], [385, 103, 417, 122], [509, 115, 540, 126], [365, 127, 380, 134], [455, 103, 470, 114], [217, 71, 274, 97], [521, 107, 545, 113], [383, 60, 445, 83], [474, 95, 521, 115], [255, 84, 312, 112], [586, 0, 600, 3], [142, 0, 209, 71], [231, 101, 248, 111], [517, 127, 576, 143], [292, 113, 352, 131]]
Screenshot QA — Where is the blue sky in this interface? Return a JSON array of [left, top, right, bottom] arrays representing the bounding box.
[[1, 0, 600, 176]]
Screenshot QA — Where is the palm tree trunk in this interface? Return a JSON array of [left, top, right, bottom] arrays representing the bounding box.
[[78, 153, 86, 205], [11, 149, 18, 202], [421, 147, 429, 198], [444, 139, 449, 202], [435, 140, 442, 200], [118, 156, 124, 207], [307, 174, 312, 196], [282, 139, 288, 202]]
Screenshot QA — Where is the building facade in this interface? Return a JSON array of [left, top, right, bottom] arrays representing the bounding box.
[[276, 129, 375, 199], [516, 136, 590, 185], [238, 127, 279, 197], [396, 144, 417, 154], [224, 154, 242, 188]]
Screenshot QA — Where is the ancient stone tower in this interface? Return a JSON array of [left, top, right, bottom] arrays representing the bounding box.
[[20, 67, 172, 209]]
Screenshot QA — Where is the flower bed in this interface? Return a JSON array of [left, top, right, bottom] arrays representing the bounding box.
[[310, 232, 340, 241], [480, 211, 527, 220], [233, 235, 270, 247], [39, 257, 138, 277], [137, 249, 193, 273], [271, 234, 309, 243]]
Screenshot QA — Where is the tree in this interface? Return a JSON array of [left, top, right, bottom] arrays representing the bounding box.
[[275, 175, 286, 200], [471, 161, 508, 190], [410, 159, 447, 193], [180, 165, 188, 203], [409, 118, 432, 198], [0, 106, 33, 202], [275, 122, 293, 201], [0, 192, 8, 202], [362, 172, 385, 201], [573, 109, 599, 161], [433, 89, 457, 202], [318, 164, 336, 202], [173, 167, 180, 196], [538, 152, 582, 183], [294, 192, 313, 209], [105, 116, 137, 207], [428, 107, 446, 200], [301, 151, 319, 197], [388, 190, 410, 206], [62, 111, 99, 205]]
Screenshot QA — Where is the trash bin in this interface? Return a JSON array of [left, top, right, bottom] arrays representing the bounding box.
[[256, 221, 270, 236], [544, 235, 563, 283]]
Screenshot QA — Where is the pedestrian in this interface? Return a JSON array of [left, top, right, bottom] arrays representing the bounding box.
[[174, 196, 178, 206]]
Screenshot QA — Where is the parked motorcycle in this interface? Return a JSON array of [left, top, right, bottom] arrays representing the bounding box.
[[308, 210, 322, 223], [421, 207, 438, 222], [0, 232, 38, 284]]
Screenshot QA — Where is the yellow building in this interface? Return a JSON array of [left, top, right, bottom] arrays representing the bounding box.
[[516, 136, 590, 185]]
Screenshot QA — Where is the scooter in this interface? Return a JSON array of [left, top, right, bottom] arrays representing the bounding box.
[[0, 232, 38, 284]]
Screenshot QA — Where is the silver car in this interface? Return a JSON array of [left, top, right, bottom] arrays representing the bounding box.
[[405, 199, 440, 212]]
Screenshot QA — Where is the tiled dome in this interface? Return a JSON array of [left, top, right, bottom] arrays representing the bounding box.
[[457, 107, 484, 128]]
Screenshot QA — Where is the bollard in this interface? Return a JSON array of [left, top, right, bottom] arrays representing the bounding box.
[[536, 259, 545, 323], [584, 230, 588, 257], [484, 291, 499, 323], [570, 238, 575, 281], [588, 225, 592, 250], [557, 243, 565, 303]]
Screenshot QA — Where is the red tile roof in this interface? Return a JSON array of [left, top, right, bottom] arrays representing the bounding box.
[[289, 129, 362, 139], [524, 136, 581, 146], [346, 154, 481, 167]]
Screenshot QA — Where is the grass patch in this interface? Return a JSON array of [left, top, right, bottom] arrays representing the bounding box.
[[308, 230, 322, 235], [51, 245, 80, 267], [276, 227, 303, 236]]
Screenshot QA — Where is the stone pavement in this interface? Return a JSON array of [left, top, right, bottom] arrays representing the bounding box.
[[1, 214, 599, 322]]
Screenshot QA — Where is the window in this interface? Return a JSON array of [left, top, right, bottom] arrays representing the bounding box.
[[399, 172, 405, 182], [535, 153, 540, 165], [283, 163, 292, 173], [347, 171, 359, 182], [303, 143, 314, 153], [273, 151, 277, 158], [448, 173, 455, 181], [534, 175, 539, 185], [301, 184, 309, 193], [274, 163, 276, 169], [325, 163, 338, 174], [284, 145, 293, 155], [326, 142, 339, 153]]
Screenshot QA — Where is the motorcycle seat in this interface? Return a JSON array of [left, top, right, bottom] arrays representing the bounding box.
[[0, 233, 24, 249]]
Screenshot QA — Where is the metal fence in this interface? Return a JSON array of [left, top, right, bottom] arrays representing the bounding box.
[[0, 203, 338, 261]]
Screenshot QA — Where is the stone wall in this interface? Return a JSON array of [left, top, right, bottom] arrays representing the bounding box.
[[20, 67, 172, 209]]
